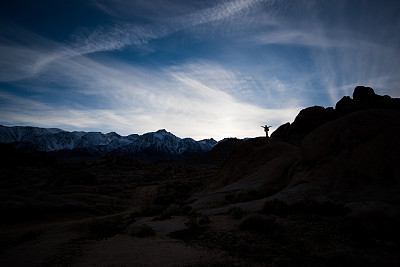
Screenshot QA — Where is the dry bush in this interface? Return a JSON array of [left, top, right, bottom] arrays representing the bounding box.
[[292, 200, 350, 216], [87, 218, 125, 239], [168, 214, 210, 241], [262, 199, 289, 216], [263, 199, 349, 217], [239, 214, 284, 236], [133, 224, 156, 238], [229, 206, 245, 219], [341, 209, 400, 242]]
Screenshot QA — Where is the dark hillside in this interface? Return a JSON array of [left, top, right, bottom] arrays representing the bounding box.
[[1, 86, 399, 266], [192, 87, 400, 208], [185, 87, 400, 266]]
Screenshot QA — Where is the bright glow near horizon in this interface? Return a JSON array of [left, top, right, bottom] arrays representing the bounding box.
[[0, 0, 399, 140]]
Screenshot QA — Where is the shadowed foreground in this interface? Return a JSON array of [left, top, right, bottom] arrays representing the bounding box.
[[1, 87, 399, 266]]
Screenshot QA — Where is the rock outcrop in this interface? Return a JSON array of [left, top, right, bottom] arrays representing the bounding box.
[[191, 87, 400, 221], [336, 86, 399, 114], [271, 86, 400, 145]]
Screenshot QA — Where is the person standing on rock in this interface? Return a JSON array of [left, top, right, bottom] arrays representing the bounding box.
[[261, 125, 271, 138]]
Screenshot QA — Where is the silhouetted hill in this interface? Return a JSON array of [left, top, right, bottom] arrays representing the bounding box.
[[187, 138, 244, 164], [191, 87, 400, 234], [2, 86, 400, 267], [271, 86, 400, 145]]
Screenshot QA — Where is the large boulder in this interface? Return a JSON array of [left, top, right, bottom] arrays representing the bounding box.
[[271, 106, 336, 145], [275, 108, 400, 205], [191, 86, 400, 215], [190, 138, 301, 209], [274, 86, 400, 145], [353, 85, 377, 101], [336, 86, 400, 115]]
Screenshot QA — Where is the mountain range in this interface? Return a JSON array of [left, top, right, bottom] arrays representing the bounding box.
[[0, 127, 217, 161], [1, 86, 400, 266]]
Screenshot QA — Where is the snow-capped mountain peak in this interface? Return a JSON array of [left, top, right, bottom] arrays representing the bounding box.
[[151, 129, 174, 140], [0, 125, 218, 160]]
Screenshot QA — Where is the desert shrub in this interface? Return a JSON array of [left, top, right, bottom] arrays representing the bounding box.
[[87, 218, 125, 239], [152, 212, 171, 221], [153, 194, 175, 205], [181, 205, 192, 215], [185, 214, 210, 229], [19, 230, 43, 243], [198, 214, 210, 224], [229, 206, 245, 219], [224, 194, 236, 204], [312, 201, 350, 216], [133, 224, 156, 238], [153, 204, 181, 221], [169, 216, 207, 241], [224, 190, 264, 205], [1, 202, 45, 222], [153, 182, 192, 205], [138, 204, 165, 217], [1, 200, 92, 223], [164, 204, 181, 216], [262, 199, 289, 216], [168, 214, 210, 241], [239, 214, 283, 236], [185, 216, 201, 230], [341, 209, 400, 242], [231, 240, 253, 257], [127, 211, 140, 221], [237, 190, 263, 202], [168, 227, 202, 241], [292, 200, 349, 216]]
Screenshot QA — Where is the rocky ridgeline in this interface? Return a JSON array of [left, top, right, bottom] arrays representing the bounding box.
[[271, 86, 400, 145], [0, 127, 217, 161], [192, 86, 400, 230]]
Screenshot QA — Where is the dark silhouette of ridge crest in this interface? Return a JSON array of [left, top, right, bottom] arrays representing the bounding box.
[[272, 86, 400, 145], [353, 85, 376, 101], [193, 86, 400, 214]]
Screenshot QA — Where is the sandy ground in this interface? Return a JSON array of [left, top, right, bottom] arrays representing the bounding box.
[[76, 235, 228, 267], [0, 214, 235, 266]]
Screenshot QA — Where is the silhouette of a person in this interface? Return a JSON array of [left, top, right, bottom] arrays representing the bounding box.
[[261, 125, 271, 138]]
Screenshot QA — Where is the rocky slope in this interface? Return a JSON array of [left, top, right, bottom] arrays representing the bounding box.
[[1, 86, 400, 267], [191, 86, 400, 223]]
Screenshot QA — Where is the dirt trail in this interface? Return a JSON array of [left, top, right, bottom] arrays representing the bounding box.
[[76, 235, 228, 266], [0, 213, 234, 266]]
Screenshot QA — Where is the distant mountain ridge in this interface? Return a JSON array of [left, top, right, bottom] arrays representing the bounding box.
[[0, 126, 217, 160]]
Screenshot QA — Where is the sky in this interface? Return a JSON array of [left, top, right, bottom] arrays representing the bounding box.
[[0, 0, 399, 140]]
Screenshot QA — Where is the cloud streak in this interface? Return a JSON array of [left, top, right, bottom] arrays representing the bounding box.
[[1, 0, 399, 140], [0, 55, 302, 140], [0, 0, 276, 83]]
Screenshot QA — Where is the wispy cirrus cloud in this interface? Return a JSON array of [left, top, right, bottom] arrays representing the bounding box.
[[174, 0, 268, 26], [0, 23, 165, 82], [1, 0, 399, 140], [0, 55, 302, 139], [244, 0, 400, 104], [0, 0, 268, 82], [70, 23, 170, 55], [0, 0, 280, 83]]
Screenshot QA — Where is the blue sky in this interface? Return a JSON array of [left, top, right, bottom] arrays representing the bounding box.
[[0, 0, 399, 140]]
